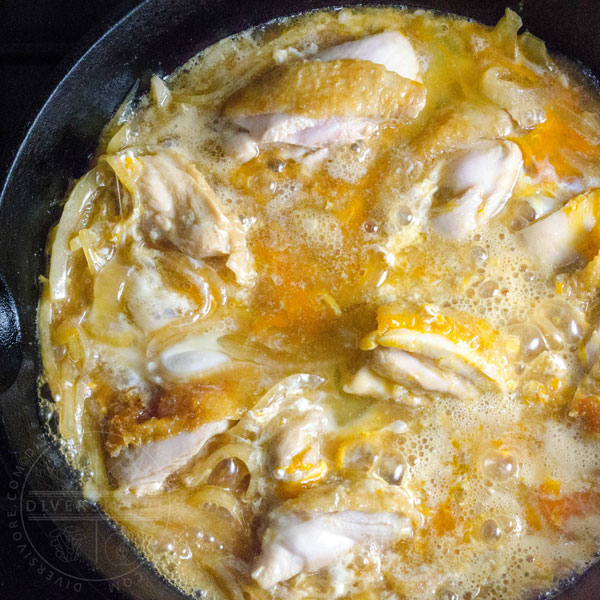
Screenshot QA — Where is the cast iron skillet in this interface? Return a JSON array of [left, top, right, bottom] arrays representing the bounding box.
[[1, 0, 600, 597]]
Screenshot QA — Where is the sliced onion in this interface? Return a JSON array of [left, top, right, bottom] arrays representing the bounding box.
[[481, 66, 546, 129], [493, 8, 522, 59], [106, 123, 132, 154], [160, 335, 230, 381], [49, 170, 100, 301], [98, 80, 139, 154], [150, 75, 171, 109], [519, 32, 553, 71]]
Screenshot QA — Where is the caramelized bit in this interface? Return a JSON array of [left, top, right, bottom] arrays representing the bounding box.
[[570, 355, 600, 433]]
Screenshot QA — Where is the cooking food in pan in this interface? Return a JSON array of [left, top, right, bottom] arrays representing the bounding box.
[[39, 6, 600, 599]]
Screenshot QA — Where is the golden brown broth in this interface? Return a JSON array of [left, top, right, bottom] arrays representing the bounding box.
[[39, 6, 600, 600]]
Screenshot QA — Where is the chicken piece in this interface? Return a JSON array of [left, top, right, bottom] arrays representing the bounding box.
[[110, 419, 230, 495], [314, 31, 422, 82], [371, 346, 477, 399], [107, 150, 255, 285], [252, 481, 413, 588], [518, 189, 600, 270], [368, 105, 514, 252], [233, 374, 331, 482], [430, 140, 523, 239], [253, 510, 410, 588], [344, 365, 411, 402], [348, 302, 513, 400], [268, 409, 329, 483], [223, 32, 426, 150], [233, 113, 379, 149], [235, 374, 331, 483], [412, 103, 514, 160], [222, 128, 259, 163], [430, 187, 483, 240], [223, 60, 425, 122]]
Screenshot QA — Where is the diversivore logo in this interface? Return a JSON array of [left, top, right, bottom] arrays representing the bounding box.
[[2, 435, 173, 594]]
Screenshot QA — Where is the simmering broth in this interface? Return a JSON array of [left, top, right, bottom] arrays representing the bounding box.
[[40, 7, 600, 599]]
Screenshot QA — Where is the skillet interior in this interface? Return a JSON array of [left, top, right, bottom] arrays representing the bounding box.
[[0, 1, 599, 597]]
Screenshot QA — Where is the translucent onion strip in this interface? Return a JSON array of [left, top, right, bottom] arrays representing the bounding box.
[[49, 170, 101, 301]]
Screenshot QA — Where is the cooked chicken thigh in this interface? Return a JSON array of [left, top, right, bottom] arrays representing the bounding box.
[[431, 140, 523, 239], [110, 419, 230, 495], [223, 32, 426, 150], [314, 31, 422, 81], [252, 480, 414, 588], [371, 346, 477, 399], [107, 150, 255, 285], [343, 365, 410, 402], [518, 189, 600, 270], [252, 509, 411, 588], [347, 302, 512, 400], [412, 103, 514, 160], [233, 113, 379, 149]]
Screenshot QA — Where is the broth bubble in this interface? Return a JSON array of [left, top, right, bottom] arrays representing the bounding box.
[[481, 518, 502, 542], [207, 458, 250, 494], [481, 450, 519, 482], [377, 453, 407, 485]]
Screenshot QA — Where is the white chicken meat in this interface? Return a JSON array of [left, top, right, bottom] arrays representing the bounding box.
[[314, 31, 422, 82], [107, 150, 255, 285], [371, 346, 477, 400], [252, 510, 411, 588], [431, 140, 523, 239], [110, 419, 230, 496], [518, 189, 600, 270]]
